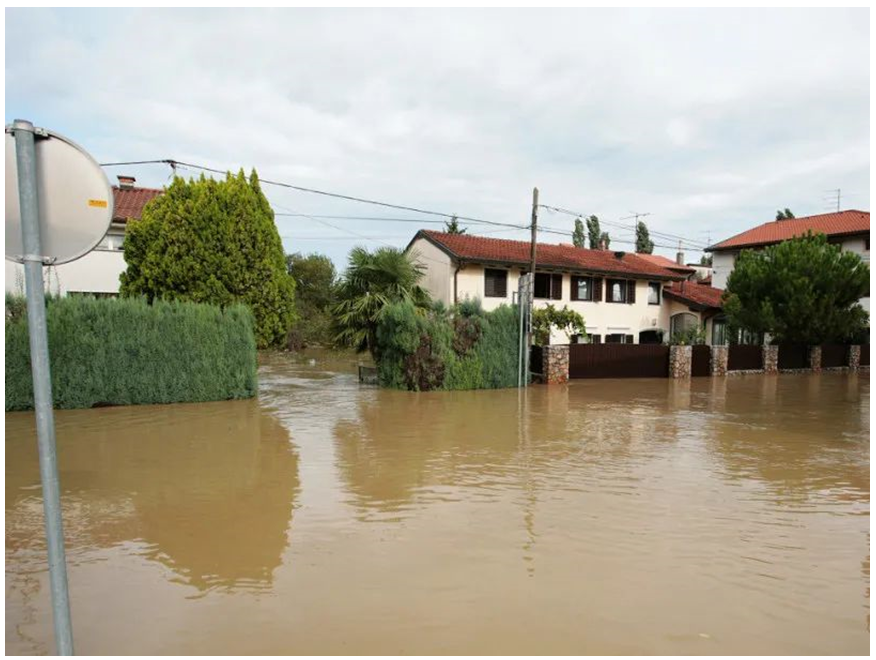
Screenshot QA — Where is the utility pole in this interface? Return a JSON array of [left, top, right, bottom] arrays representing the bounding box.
[[530, 187, 538, 274], [522, 187, 538, 387]]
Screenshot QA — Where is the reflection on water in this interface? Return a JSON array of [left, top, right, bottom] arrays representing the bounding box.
[[5, 352, 869, 655]]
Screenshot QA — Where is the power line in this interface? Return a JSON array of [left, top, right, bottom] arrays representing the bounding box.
[[540, 203, 708, 248]]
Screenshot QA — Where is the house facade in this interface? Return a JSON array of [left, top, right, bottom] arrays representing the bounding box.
[[708, 210, 870, 314], [408, 230, 726, 345], [4, 176, 162, 297]]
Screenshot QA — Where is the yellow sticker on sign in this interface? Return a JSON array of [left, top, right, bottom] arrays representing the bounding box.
[[88, 199, 108, 208]]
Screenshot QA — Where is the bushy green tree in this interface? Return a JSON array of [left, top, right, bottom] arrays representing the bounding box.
[[776, 208, 796, 220], [532, 304, 587, 345], [332, 246, 431, 356], [700, 254, 713, 267], [572, 218, 586, 248], [286, 252, 336, 349], [635, 221, 655, 253], [120, 170, 296, 348], [723, 232, 869, 344]]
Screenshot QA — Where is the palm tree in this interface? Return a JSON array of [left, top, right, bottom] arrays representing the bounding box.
[[331, 246, 431, 356]]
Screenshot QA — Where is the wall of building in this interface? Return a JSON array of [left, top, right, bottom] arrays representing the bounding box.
[[455, 263, 671, 344], [5, 248, 127, 296], [408, 237, 454, 306]]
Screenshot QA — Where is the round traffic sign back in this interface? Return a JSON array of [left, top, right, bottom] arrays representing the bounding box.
[[5, 127, 114, 265]]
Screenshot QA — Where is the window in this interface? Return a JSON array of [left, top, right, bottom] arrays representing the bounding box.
[[712, 317, 727, 346], [670, 313, 699, 337], [648, 282, 661, 305], [606, 279, 627, 303], [534, 273, 562, 300], [571, 276, 593, 301], [605, 333, 633, 344], [589, 334, 601, 344], [484, 269, 508, 298]]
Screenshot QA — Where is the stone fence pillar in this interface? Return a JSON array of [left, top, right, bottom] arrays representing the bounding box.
[[849, 345, 861, 372], [710, 345, 728, 376], [809, 345, 822, 373], [669, 345, 692, 379], [762, 345, 778, 374], [543, 344, 569, 385]]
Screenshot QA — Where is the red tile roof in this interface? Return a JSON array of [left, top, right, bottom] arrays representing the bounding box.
[[709, 210, 869, 251], [413, 230, 684, 280], [112, 186, 164, 223], [635, 253, 696, 273], [664, 281, 724, 310]]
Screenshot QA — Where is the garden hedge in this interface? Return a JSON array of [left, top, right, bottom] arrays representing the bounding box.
[[5, 295, 257, 410]]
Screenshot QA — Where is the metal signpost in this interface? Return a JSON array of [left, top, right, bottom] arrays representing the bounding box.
[[5, 119, 114, 656]]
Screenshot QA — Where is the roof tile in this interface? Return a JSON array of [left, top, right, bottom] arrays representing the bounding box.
[[416, 230, 682, 279], [112, 186, 164, 223], [709, 210, 869, 251], [664, 281, 724, 309]]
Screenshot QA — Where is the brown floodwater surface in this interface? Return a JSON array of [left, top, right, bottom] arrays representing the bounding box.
[[5, 353, 870, 654]]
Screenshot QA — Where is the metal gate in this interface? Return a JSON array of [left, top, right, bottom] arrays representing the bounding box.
[[820, 344, 848, 369], [778, 344, 809, 370], [727, 345, 762, 371], [569, 344, 669, 379], [691, 345, 711, 377]]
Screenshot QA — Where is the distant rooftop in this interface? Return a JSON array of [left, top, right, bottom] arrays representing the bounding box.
[[708, 210, 870, 252]]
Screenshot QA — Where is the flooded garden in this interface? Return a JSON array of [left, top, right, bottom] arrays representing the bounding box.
[[5, 352, 870, 654]]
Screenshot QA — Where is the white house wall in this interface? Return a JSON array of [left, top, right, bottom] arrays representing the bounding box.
[[5, 248, 126, 296], [409, 237, 453, 306], [455, 263, 671, 344]]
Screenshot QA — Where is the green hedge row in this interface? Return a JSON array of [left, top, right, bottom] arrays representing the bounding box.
[[5, 296, 257, 410], [375, 300, 520, 391]]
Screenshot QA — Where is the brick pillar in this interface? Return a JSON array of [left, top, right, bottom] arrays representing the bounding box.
[[849, 345, 861, 372], [710, 345, 728, 376], [809, 345, 822, 373], [762, 345, 778, 374], [669, 345, 692, 379], [543, 345, 569, 385]]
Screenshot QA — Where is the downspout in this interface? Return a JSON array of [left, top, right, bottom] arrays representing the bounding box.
[[453, 263, 461, 304]]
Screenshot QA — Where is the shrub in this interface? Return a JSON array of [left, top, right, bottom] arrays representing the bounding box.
[[6, 296, 257, 410], [375, 300, 520, 391]]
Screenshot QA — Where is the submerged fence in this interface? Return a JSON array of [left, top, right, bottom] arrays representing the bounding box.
[[536, 341, 868, 381], [568, 344, 669, 379]]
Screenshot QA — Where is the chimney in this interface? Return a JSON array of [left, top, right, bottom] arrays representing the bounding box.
[[676, 250, 685, 266], [117, 175, 136, 190]]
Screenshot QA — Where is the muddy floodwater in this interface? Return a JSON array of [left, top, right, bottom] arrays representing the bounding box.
[[5, 352, 870, 655]]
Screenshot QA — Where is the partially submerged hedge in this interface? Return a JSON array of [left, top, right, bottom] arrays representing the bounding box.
[[6, 296, 257, 410], [375, 300, 520, 391]]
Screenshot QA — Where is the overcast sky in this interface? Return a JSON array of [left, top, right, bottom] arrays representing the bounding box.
[[6, 8, 870, 267]]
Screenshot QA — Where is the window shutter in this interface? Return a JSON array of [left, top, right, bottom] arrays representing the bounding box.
[[498, 271, 507, 297], [627, 280, 636, 304], [625, 334, 634, 344], [551, 274, 562, 300], [570, 277, 579, 301], [594, 278, 603, 302]]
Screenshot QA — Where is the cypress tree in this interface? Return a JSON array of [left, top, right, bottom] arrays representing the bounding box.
[[120, 170, 296, 348]]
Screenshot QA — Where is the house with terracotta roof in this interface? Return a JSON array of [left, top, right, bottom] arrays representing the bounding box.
[[407, 230, 728, 344], [707, 210, 870, 314], [4, 176, 163, 296]]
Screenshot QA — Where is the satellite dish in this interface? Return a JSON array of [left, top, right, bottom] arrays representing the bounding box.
[[5, 127, 114, 264]]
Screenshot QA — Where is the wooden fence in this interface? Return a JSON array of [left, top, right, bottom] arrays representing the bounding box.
[[691, 345, 711, 377], [777, 344, 809, 370], [820, 344, 848, 369], [568, 344, 669, 379], [727, 345, 762, 371], [861, 344, 870, 367]]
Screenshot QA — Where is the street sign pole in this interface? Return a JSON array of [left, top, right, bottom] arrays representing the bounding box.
[[11, 119, 75, 655]]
